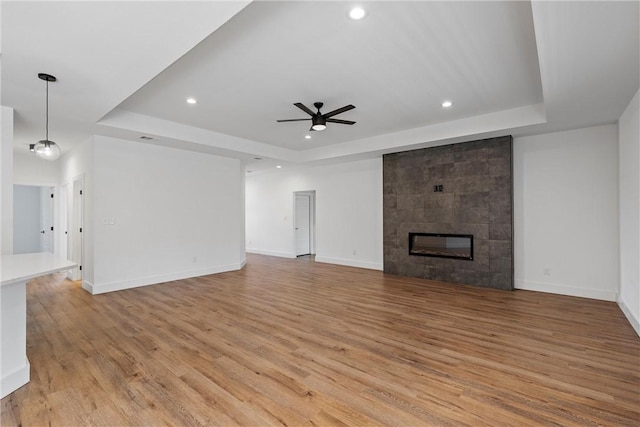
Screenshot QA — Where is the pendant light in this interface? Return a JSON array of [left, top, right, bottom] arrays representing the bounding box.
[[33, 73, 61, 161]]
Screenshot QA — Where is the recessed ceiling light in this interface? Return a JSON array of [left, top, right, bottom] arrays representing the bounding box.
[[276, 165, 282, 169], [349, 7, 366, 20], [253, 157, 263, 160], [441, 100, 453, 108], [186, 97, 197, 104], [305, 135, 311, 139]]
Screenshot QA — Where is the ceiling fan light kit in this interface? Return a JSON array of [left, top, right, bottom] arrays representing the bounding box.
[[33, 73, 61, 161], [277, 101, 356, 132], [311, 115, 326, 131]]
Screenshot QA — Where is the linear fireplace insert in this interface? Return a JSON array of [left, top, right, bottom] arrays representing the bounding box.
[[409, 232, 473, 260]]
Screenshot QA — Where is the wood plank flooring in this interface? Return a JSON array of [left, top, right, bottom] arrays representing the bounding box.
[[2, 254, 639, 426]]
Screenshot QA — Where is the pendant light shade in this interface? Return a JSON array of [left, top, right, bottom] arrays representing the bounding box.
[[34, 73, 61, 161], [34, 140, 61, 160]]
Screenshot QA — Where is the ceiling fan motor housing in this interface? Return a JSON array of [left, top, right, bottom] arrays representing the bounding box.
[[312, 115, 326, 127]]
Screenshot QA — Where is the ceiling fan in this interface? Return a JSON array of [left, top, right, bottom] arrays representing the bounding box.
[[277, 102, 356, 131]]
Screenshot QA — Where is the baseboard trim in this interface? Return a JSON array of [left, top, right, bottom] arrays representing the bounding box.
[[618, 299, 640, 337], [82, 280, 94, 294], [246, 249, 296, 259], [514, 279, 617, 301], [87, 263, 245, 295], [1, 359, 30, 399], [315, 256, 383, 271]]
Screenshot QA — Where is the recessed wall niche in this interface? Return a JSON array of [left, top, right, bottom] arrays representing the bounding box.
[[383, 136, 513, 290]]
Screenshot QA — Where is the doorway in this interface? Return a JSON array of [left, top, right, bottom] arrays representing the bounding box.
[[294, 191, 315, 257], [13, 184, 54, 254]]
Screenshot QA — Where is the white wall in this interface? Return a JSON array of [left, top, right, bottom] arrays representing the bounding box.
[[13, 152, 60, 186], [246, 158, 383, 270], [12, 185, 41, 254], [618, 89, 639, 335], [1, 106, 14, 254], [514, 125, 619, 301], [87, 136, 245, 294]]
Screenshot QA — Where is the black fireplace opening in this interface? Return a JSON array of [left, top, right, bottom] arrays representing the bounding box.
[[409, 233, 473, 260]]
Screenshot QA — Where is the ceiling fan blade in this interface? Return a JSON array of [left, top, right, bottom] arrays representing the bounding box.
[[294, 102, 315, 116], [277, 118, 311, 122], [326, 118, 356, 125], [322, 104, 355, 118]]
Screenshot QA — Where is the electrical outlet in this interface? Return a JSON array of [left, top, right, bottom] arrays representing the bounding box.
[[193, 257, 198, 263], [102, 217, 115, 225], [352, 249, 357, 255], [544, 267, 551, 276]]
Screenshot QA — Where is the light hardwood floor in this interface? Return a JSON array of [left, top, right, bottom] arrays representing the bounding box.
[[2, 254, 639, 426]]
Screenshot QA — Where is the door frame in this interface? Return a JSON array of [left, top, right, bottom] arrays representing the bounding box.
[[293, 190, 316, 256]]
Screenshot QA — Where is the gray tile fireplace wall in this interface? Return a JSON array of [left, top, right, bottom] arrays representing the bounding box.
[[383, 136, 513, 290]]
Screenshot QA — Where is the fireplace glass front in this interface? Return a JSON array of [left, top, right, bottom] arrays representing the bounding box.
[[409, 233, 473, 260]]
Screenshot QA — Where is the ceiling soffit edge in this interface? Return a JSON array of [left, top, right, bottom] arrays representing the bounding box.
[[95, 104, 546, 164]]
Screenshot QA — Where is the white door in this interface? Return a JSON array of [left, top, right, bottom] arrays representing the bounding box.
[[60, 183, 70, 259], [69, 178, 84, 280], [295, 194, 311, 256], [39, 187, 54, 252]]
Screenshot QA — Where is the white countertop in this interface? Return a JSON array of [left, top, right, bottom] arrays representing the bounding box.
[[1, 253, 77, 286]]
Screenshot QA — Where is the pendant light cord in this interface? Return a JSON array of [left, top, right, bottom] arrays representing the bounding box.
[[45, 79, 49, 143], [35, 73, 59, 159]]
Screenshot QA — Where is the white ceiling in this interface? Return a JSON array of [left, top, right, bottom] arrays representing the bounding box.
[[2, 1, 638, 173]]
